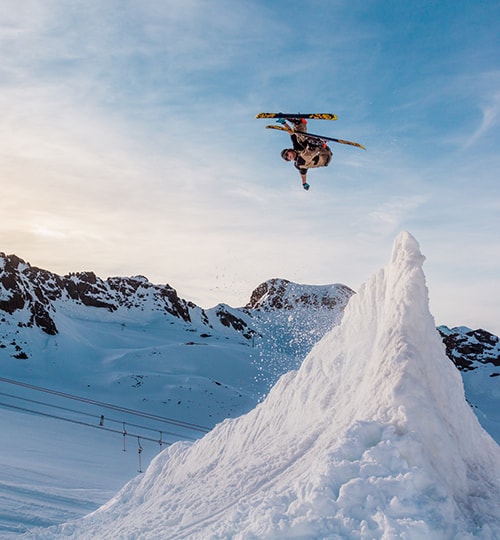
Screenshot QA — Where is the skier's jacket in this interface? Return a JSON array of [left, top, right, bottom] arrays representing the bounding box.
[[291, 125, 332, 175]]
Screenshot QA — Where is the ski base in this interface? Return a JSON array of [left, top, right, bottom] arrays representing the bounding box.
[[256, 112, 338, 121]]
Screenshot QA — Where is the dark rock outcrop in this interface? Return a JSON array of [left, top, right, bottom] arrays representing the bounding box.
[[246, 278, 354, 311], [0, 253, 198, 335], [438, 326, 500, 372]]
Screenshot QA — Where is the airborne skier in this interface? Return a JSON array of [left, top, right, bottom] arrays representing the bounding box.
[[280, 119, 332, 191], [256, 112, 365, 191]]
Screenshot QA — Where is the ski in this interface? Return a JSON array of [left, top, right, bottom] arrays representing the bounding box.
[[265, 124, 294, 134], [256, 112, 338, 121], [265, 125, 366, 150]]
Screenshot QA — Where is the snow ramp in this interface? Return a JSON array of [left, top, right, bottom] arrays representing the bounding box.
[[28, 231, 500, 539]]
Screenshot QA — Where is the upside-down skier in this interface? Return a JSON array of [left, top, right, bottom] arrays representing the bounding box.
[[280, 119, 333, 191], [256, 112, 364, 191]]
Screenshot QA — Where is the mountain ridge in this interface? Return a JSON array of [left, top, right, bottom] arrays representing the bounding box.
[[1, 251, 498, 374], [0, 253, 354, 339], [1, 251, 498, 440]]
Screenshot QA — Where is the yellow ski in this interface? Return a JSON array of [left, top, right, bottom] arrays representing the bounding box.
[[256, 112, 338, 121], [265, 124, 365, 150]]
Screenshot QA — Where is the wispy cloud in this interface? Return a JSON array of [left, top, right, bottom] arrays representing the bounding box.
[[357, 195, 429, 238], [463, 86, 500, 149]]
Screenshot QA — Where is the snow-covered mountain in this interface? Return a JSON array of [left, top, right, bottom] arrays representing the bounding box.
[[438, 325, 500, 446], [0, 252, 354, 428], [0, 252, 248, 338], [20, 231, 499, 539], [0, 252, 352, 343]]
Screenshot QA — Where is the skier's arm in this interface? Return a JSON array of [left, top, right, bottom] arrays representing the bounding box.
[[296, 164, 308, 186]]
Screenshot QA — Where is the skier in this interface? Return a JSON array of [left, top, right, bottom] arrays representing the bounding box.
[[280, 119, 333, 190]]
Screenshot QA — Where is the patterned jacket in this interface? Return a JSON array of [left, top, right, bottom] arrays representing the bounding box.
[[291, 125, 332, 175]]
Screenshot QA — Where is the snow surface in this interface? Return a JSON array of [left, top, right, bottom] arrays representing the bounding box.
[[23, 231, 500, 539], [0, 274, 349, 536]]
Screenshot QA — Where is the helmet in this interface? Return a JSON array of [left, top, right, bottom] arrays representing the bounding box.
[[281, 148, 294, 161]]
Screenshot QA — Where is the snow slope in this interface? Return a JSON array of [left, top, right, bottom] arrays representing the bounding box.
[[0, 272, 351, 536], [26, 231, 500, 539]]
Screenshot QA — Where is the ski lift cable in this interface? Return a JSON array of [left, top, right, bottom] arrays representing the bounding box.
[[0, 391, 196, 441], [0, 400, 172, 446], [0, 377, 210, 432]]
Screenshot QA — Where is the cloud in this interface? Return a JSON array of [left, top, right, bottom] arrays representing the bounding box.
[[463, 87, 500, 149], [359, 195, 429, 237]]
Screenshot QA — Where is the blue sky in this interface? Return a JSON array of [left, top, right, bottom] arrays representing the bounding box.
[[1, 0, 499, 333]]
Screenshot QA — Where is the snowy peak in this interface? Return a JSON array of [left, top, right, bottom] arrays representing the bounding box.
[[297, 231, 500, 529], [262, 231, 450, 431], [0, 253, 60, 334], [389, 228, 426, 267], [340, 230, 438, 410], [0, 253, 198, 334], [246, 277, 354, 311]]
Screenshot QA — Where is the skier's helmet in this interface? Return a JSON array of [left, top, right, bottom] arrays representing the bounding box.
[[281, 148, 294, 161]]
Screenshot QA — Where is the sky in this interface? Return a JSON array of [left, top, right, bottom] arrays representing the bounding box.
[[1, 0, 499, 334]]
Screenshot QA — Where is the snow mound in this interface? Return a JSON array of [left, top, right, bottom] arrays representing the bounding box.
[[27, 231, 500, 539]]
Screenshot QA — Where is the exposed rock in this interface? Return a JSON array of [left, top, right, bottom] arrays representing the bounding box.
[[215, 305, 254, 339], [438, 326, 500, 371], [246, 278, 354, 311], [0, 253, 198, 335]]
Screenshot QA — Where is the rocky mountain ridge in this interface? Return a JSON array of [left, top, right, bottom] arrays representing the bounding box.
[[245, 278, 353, 311], [1, 252, 499, 377], [0, 253, 353, 360], [0, 253, 201, 336], [438, 325, 500, 374]]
